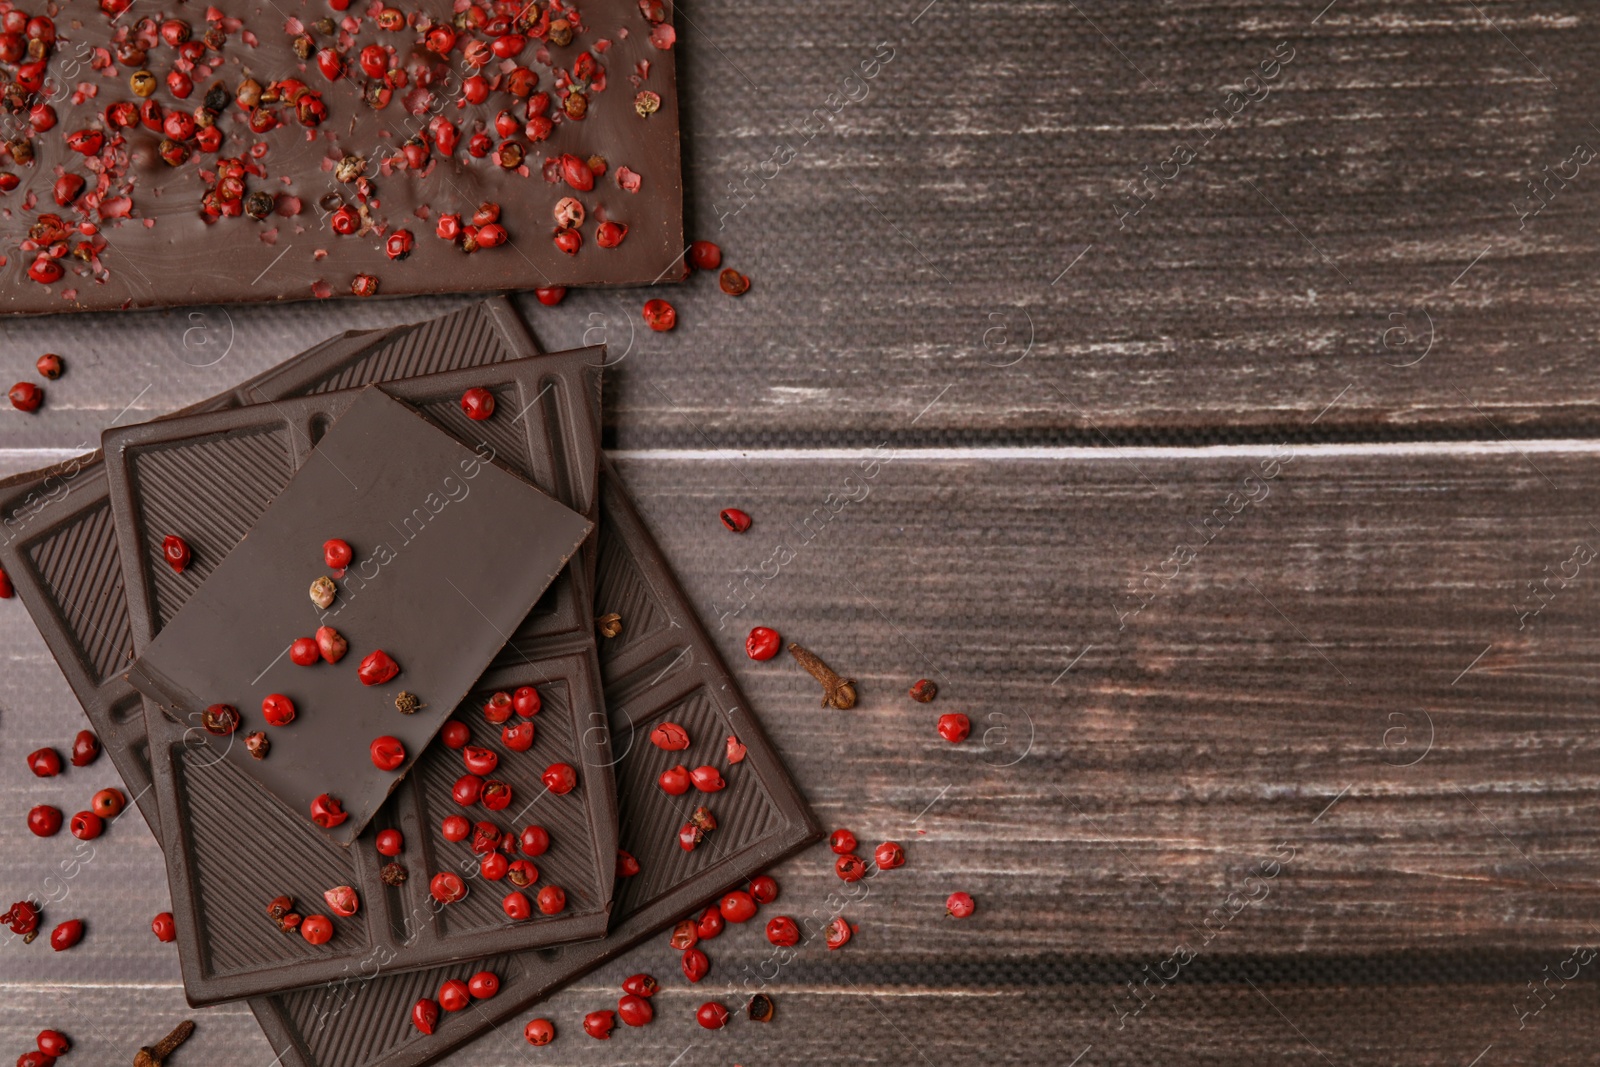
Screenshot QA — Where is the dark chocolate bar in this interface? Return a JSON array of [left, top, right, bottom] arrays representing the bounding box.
[[122, 386, 592, 844], [0, 0, 685, 315], [0, 301, 819, 1067], [99, 347, 617, 1005]]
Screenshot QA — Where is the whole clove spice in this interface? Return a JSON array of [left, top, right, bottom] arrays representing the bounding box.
[[788, 643, 857, 709], [133, 1019, 195, 1067]]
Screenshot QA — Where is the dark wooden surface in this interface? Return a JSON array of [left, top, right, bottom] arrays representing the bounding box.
[[5, 1, 1600, 1064]]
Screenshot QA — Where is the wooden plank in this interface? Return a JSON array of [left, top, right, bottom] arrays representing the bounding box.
[[5, 4, 1600, 449], [1, 448, 1596, 1062]]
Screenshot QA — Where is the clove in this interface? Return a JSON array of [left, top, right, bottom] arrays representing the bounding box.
[[133, 1020, 194, 1067], [788, 643, 857, 709]]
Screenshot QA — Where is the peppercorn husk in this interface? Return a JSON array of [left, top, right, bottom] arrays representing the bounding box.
[[395, 691, 423, 714], [747, 993, 775, 1023], [309, 575, 336, 609], [245, 731, 269, 759], [596, 612, 622, 638], [381, 862, 407, 886]]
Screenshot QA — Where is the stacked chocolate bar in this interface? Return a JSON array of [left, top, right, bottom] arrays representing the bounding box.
[[0, 299, 819, 1067]]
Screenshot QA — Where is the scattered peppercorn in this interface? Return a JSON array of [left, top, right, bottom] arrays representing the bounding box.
[[946, 891, 976, 918], [523, 1018, 555, 1045], [460, 386, 496, 420], [309, 576, 336, 610], [909, 678, 938, 703], [162, 534, 191, 573], [395, 691, 422, 715], [719, 507, 752, 533], [745, 626, 781, 661], [747, 993, 775, 1022], [597, 612, 622, 638], [938, 713, 972, 743], [152, 911, 177, 942], [381, 862, 408, 886], [70, 729, 99, 766], [34, 353, 62, 379], [245, 731, 269, 759], [719, 268, 751, 295], [641, 298, 676, 331], [689, 240, 722, 270]]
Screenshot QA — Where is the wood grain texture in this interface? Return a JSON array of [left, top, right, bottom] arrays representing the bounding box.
[[3, 451, 1599, 1063], [5, 3, 1600, 449]]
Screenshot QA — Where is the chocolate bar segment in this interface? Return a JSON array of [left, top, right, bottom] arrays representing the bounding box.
[[100, 348, 616, 1006], [123, 387, 592, 844], [0, 0, 685, 316]]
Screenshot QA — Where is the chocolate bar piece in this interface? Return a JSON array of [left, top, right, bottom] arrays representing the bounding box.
[[0, 302, 819, 1066], [0, 304, 522, 836], [100, 345, 619, 1005], [0, 0, 685, 316], [121, 386, 592, 844]]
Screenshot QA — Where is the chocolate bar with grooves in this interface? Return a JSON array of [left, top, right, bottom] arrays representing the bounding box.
[[96, 347, 616, 1006], [0, 301, 819, 1066]]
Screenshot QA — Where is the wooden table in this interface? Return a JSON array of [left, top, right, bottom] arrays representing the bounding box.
[[4, 1, 1599, 1063]]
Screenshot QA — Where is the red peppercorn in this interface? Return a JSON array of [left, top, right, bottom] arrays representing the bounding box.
[[385, 229, 414, 260], [719, 269, 752, 296], [17, 1053, 52, 1067], [315, 626, 348, 665], [412, 997, 440, 1034], [524, 1018, 554, 1045], [617, 849, 641, 877], [460, 386, 496, 421], [536, 885, 565, 915], [33, 353, 62, 381], [506, 858, 538, 887], [49, 918, 84, 951], [7, 379, 41, 412], [68, 730, 99, 767], [482, 690, 513, 724], [937, 713, 971, 744], [463, 746, 499, 777], [0, 567, 11, 599], [202, 703, 239, 736], [375, 829, 403, 857], [290, 637, 319, 666], [310, 794, 348, 829], [36, 1030, 69, 1058], [690, 766, 726, 792], [53, 173, 85, 207], [323, 539, 353, 569], [3, 901, 40, 936], [696, 1002, 729, 1030], [438, 978, 470, 1012], [502, 720, 535, 751], [65, 129, 103, 155], [749, 875, 779, 904], [502, 890, 531, 920], [519, 825, 550, 856], [160, 534, 190, 572], [441, 721, 470, 749], [27, 805, 62, 837], [669, 918, 698, 950], [766, 915, 800, 946], [513, 686, 541, 716], [541, 763, 577, 795], [719, 507, 752, 533], [151, 911, 177, 942], [481, 780, 513, 811], [623, 973, 660, 998], [553, 227, 582, 255], [583, 1010, 615, 1040], [27, 258, 64, 286], [696, 904, 724, 941], [68, 811, 102, 841], [90, 788, 124, 818], [720, 890, 757, 923], [875, 841, 906, 870], [430, 872, 468, 904], [262, 693, 296, 726], [452, 774, 484, 806], [27, 748, 62, 778], [370, 736, 405, 772], [596, 220, 628, 249], [642, 298, 676, 332], [357, 650, 400, 686], [650, 722, 690, 750], [439, 816, 470, 844], [534, 286, 567, 305], [470, 821, 502, 855], [658, 764, 690, 796], [681, 946, 709, 982], [836, 854, 867, 882], [745, 626, 781, 661], [618, 993, 653, 1026], [323, 886, 359, 917], [825, 916, 853, 949], [909, 678, 938, 703], [468, 971, 499, 999], [689, 240, 721, 270], [946, 891, 976, 918]]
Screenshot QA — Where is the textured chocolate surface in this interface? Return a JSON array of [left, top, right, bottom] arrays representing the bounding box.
[[0, 0, 684, 316], [98, 341, 618, 1006], [122, 386, 591, 844]]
